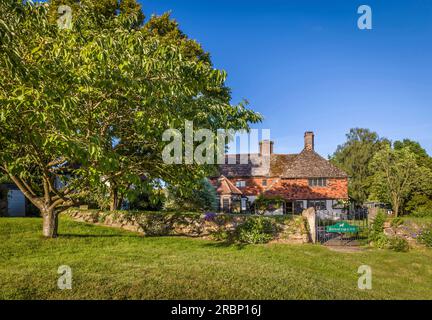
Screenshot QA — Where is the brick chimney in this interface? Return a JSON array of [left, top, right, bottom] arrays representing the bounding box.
[[304, 132, 315, 151], [259, 140, 274, 155]]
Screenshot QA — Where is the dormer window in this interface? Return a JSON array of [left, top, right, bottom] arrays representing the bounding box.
[[236, 181, 246, 188], [309, 178, 327, 187], [262, 179, 268, 186]]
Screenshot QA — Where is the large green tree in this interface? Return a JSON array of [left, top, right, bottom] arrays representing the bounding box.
[[80, 9, 261, 211], [330, 128, 389, 204], [393, 139, 432, 214], [0, 1, 261, 237], [369, 145, 430, 217]]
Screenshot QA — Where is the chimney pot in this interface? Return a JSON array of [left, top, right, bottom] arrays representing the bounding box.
[[304, 132, 315, 151], [259, 140, 274, 155]]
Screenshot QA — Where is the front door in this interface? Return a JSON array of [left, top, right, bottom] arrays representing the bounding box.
[[222, 198, 230, 213], [285, 202, 293, 215]]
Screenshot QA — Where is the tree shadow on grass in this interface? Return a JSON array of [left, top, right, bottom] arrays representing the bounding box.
[[59, 233, 141, 239], [201, 241, 248, 250]]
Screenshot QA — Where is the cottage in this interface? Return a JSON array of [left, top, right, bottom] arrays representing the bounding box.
[[211, 132, 348, 214]]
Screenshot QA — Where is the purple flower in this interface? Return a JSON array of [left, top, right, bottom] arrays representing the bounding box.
[[204, 212, 217, 222]]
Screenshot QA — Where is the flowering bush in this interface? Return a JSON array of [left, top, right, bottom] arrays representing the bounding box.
[[417, 227, 432, 248], [204, 212, 217, 222]]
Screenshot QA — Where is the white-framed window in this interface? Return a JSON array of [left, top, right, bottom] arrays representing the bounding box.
[[235, 180, 246, 188], [307, 200, 327, 211], [308, 178, 327, 187]]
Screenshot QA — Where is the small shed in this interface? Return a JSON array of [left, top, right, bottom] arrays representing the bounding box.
[[0, 184, 27, 217]]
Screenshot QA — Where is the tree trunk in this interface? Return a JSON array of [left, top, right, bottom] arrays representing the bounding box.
[[110, 187, 118, 211], [118, 194, 124, 211], [394, 205, 399, 217], [393, 200, 400, 217], [42, 208, 58, 238]]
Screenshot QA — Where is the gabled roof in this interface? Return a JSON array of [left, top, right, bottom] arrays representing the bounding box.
[[269, 154, 297, 176], [216, 175, 243, 195], [280, 149, 347, 178], [217, 150, 347, 179]]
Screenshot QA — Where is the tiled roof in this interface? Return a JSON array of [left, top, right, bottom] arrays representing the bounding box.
[[217, 150, 347, 179], [281, 150, 347, 178], [216, 175, 243, 195]]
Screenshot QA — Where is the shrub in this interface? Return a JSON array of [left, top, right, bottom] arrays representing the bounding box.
[[253, 195, 285, 215], [411, 208, 432, 218], [405, 194, 432, 216], [372, 210, 386, 231], [127, 185, 165, 211], [417, 227, 432, 247], [368, 210, 387, 243], [235, 217, 277, 244], [211, 229, 232, 242], [164, 179, 217, 212], [388, 237, 410, 252], [373, 233, 389, 249], [390, 217, 403, 227]]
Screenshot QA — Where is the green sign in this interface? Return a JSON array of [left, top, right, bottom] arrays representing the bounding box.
[[326, 222, 359, 233]]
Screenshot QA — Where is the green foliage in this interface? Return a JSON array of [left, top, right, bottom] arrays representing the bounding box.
[[330, 128, 389, 204], [0, 173, 10, 185], [394, 139, 432, 170], [164, 179, 218, 212], [208, 216, 278, 244], [253, 195, 285, 214], [235, 217, 277, 244], [368, 210, 388, 249], [417, 227, 432, 247], [330, 130, 432, 216], [368, 211, 409, 252], [390, 217, 403, 228], [371, 210, 387, 234], [393, 140, 432, 216], [373, 233, 390, 249], [387, 237, 410, 252], [126, 183, 166, 211], [411, 208, 432, 218], [405, 194, 432, 216], [369, 145, 429, 217], [0, 0, 261, 237]]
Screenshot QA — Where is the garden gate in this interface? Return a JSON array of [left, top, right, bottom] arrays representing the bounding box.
[[315, 209, 368, 246]]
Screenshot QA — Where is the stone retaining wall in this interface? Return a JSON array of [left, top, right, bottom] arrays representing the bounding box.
[[384, 220, 429, 247], [65, 209, 310, 244]]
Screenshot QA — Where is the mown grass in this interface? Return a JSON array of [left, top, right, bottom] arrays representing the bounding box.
[[1, 216, 432, 300]]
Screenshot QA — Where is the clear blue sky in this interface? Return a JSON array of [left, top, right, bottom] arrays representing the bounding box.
[[140, 0, 432, 157]]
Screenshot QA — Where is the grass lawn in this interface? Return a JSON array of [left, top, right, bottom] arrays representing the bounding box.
[[1, 216, 432, 300]]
